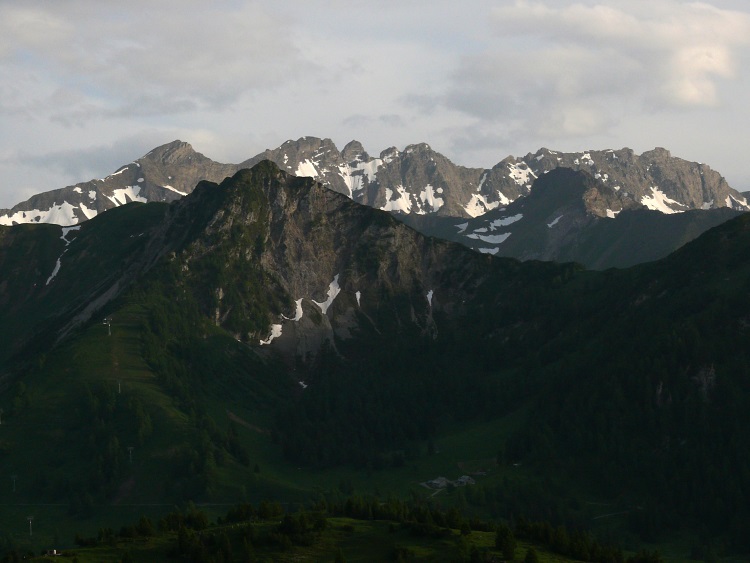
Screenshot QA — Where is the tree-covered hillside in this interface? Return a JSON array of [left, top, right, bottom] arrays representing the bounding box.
[[1, 163, 749, 559]]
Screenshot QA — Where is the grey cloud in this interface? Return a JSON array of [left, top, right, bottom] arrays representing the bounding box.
[[441, 49, 627, 140], [341, 114, 370, 128], [378, 114, 406, 127], [342, 114, 406, 128], [495, 1, 750, 106], [401, 94, 440, 115], [49, 97, 199, 128], [0, 3, 320, 123], [431, 1, 750, 141], [13, 132, 173, 182], [444, 125, 515, 157]]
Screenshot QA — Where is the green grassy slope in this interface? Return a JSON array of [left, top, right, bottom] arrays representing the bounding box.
[[0, 202, 169, 371]]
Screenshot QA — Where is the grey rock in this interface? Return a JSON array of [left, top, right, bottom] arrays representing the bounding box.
[[5, 137, 745, 228]]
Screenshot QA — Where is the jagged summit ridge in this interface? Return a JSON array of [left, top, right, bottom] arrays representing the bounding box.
[[144, 139, 196, 163], [3, 136, 746, 228], [401, 167, 743, 269]]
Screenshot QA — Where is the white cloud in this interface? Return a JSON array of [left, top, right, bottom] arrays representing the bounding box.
[[439, 1, 750, 138], [0, 2, 313, 122]]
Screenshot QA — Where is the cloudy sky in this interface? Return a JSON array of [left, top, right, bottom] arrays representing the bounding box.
[[1, 0, 749, 208]]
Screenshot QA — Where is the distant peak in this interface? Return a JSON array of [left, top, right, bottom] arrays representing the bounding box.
[[141, 140, 200, 165], [641, 147, 672, 160], [147, 140, 192, 153], [379, 146, 400, 159], [342, 140, 367, 161], [404, 142, 432, 154]]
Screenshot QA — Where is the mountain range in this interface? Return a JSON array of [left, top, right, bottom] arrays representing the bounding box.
[[0, 161, 510, 370], [2, 161, 750, 556], [2, 137, 747, 269], [401, 168, 743, 269]]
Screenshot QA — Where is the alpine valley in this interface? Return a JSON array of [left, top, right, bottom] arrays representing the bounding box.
[[0, 145, 749, 561]]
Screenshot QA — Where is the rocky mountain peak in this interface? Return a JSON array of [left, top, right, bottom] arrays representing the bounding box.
[[341, 140, 368, 162], [142, 140, 200, 166], [529, 167, 590, 197], [379, 146, 400, 161], [403, 142, 432, 154], [155, 162, 483, 360], [642, 147, 672, 160], [504, 167, 622, 219], [279, 136, 337, 156]]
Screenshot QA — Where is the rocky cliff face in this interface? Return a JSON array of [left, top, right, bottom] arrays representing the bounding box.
[[237, 138, 490, 217], [240, 139, 747, 219], [524, 147, 745, 213], [3, 138, 746, 228], [163, 162, 494, 361]]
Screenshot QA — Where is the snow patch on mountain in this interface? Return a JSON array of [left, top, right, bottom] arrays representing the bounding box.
[[79, 203, 97, 220], [295, 159, 319, 179], [464, 194, 501, 218], [467, 232, 511, 244], [489, 214, 523, 229], [417, 184, 444, 214], [46, 225, 81, 286], [108, 167, 129, 178], [163, 185, 188, 196], [641, 187, 686, 214], [46, 259, 62, 286], [338, 158, 382, 197], [381, 186, 413, 213], [313, 275, 341, 315], [61, 225, 81, 245], [508, 162, 537, 187], [0, 202, 79, 226], [496, 191, 511, 206], [108, 186, 147, 206], [727, 194, 749, 209], [479, 247, 500, 255], [259, 324, 283, 345], [547, 215, 563, 228], [283, 298, 304, 322], [478, 172, 487, 192]]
